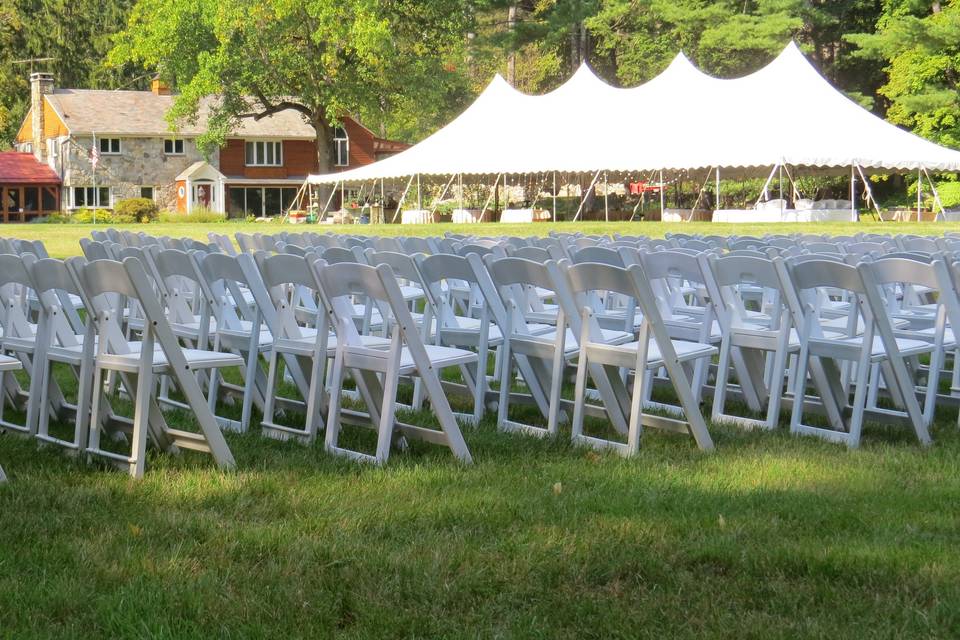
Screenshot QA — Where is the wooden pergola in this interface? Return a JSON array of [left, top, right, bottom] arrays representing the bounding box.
[[0, 152, 61, 222]]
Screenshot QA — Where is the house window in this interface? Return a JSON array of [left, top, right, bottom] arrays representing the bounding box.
[[140, 186, 155, 201], [333, 127, 349, 167], [163, 138, 185, 155], [98, 138, 121, 155], [244, 140, 283, 167], [71, 186, 111, 208]]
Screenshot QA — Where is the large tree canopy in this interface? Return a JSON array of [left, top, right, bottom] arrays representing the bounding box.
[[848, 0, 960, 148], [109, 0, 476, 170]]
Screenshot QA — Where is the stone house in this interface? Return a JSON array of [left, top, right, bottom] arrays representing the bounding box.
[[13, 73, 407, 218]]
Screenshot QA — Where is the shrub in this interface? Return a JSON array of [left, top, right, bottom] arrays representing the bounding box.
[[70, 208, 112, 224], [930, 181, 960, 210], [35, 211, 71, 224], [158, 206, 228, 224], [113, 198, 160, 224]]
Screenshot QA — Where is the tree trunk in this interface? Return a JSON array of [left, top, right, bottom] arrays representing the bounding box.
[[507, 4, 518, 86], [311, 112, 336, 210]]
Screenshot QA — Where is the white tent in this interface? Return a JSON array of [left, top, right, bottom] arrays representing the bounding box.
[[307, 41, 960, 186]]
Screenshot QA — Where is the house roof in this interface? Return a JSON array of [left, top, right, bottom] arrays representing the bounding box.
[[0, 152, 61, 184], [45, 90, 318, 139]]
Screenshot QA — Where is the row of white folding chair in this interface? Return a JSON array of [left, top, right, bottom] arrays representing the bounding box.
[[0, 249, 242, 477]]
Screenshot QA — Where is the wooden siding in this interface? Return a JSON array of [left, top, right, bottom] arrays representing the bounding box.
[[15, 98, 69, 144], [342, 118, 376, 168], [220, 139, 318, 178]]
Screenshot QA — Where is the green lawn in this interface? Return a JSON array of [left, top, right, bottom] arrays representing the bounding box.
[[2, 221, 960, 637], [3, 219, 960, 257]]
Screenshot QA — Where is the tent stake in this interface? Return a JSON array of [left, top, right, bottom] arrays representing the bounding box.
[[573, 170, 602, 222], [922, 167, 946, 221], [391, 175, 415, 223]]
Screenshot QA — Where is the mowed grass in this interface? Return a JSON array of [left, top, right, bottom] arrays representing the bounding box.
[[4, 219, 960, 258], [1, 221, 960, 637]]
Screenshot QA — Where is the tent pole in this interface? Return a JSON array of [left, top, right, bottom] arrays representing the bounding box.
[[715, 167, 720, 212], [380, 178, 385, 224], [778, 164, 783, 216], [430, 174, 457, 217], [416, 174, 422, 211], [481, 173, 502, 221], [688, 168, 713, 222], [552, 172, 557, 221], [850, 165, 856, 221], [917, 169, 922, 222], [391, 175, 415, 223], [755, 165, 779, 207], [458, 173, 464, 215], [603, 172, 609, 222], [573, 170, 601, 222], [340, 181, 345, 222], [659, 170, 665, 221], [922, 167, 946, 221], [321, 181, 339, 218], [855, 165, 882, 223], [782, 164, 801, 202]]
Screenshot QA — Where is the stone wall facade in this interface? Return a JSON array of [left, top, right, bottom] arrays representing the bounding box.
[[63, 136, 214, 210]]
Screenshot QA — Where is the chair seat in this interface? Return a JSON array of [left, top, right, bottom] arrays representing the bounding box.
[[97, 348, 244, 374], [343, 343, 477, 374], [586, 338, 717, 369], [809, 335, 934, 362], [275, 331, 390, 356], [0, 354, 22, 372]]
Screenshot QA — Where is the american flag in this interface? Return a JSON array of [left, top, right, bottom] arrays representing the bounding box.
[[89, 133, 100, 168]]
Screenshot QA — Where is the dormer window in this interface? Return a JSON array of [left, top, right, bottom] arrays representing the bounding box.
[[333, 127, 349, 167], [245, 140, 283, 167], [99, 138, 121, 155], [164, 138, 184, 155]]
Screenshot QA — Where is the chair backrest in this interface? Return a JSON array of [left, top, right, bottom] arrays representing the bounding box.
[[570, 246, 624, 267]]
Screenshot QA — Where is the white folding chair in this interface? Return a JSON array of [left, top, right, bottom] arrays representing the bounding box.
[[705, 254, 800, 431], [564, 261, 716, 453], [0, 354, 24, 482], [313, 260, 474, 464], [779, 258, 936, 448], [73, 256, 240, 478]]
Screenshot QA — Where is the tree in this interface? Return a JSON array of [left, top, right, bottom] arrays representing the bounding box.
[[110, 0, 476, 173], [847, 1, 960, 148], [0, 0, 138, 147]]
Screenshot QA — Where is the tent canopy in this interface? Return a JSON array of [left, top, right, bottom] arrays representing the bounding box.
[[307, 42, 960, 185]]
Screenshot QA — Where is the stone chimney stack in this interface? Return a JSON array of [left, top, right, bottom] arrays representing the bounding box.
[[151, 76, 172, 96], [30, 72, 54, 161]]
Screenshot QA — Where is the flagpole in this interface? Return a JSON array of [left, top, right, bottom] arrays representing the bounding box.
[[92, 130, 97, 225]]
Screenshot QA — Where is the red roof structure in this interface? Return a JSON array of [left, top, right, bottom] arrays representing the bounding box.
[[0, 152, 60, 184]]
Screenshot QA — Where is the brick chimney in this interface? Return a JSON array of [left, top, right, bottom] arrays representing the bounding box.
[[30, 72, 54, 161], [151, 76, 172, 96]]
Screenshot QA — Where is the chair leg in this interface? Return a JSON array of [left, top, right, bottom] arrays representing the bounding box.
[[324, 347, 347, 454], [711, 336, 734, 424], [496, 341, 512, 430], [261, 348, 280, 429], [374, 346, 402, 464], [570, 350, 589, 442]]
